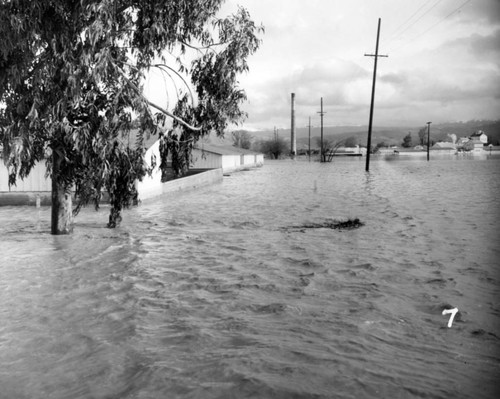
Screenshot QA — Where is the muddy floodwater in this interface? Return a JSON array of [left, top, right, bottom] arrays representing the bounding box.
[[1, 157, 499, 399]]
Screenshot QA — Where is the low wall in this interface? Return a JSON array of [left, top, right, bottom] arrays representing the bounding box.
[[135, 141, 225, 201], [140, 168, 223, 202]]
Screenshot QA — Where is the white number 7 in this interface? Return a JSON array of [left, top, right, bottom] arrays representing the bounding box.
[[442, 307, 458, 328]]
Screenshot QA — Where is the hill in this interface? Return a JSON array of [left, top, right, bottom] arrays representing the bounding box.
[[247, 120, 500, 149]]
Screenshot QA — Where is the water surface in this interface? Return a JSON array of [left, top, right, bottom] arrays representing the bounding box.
[[1, 157, 499, 398]]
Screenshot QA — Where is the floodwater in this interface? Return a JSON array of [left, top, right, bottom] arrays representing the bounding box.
[[0, 157, 499, 399]]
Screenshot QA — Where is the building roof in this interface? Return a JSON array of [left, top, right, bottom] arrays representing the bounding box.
[[194, 143, 262, 156]]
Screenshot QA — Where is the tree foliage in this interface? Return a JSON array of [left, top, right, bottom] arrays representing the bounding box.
[[259, 136, 289, 159], [231, 130, 252, 149], [418, 127, 427, 146], [401, 132, 413, 148], [0, 0, 263, 233], [343, 136, 358, 148], [373, 141, 387, 153]]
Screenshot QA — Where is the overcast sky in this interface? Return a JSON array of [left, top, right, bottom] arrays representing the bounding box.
[[213, 0, 500, 131]]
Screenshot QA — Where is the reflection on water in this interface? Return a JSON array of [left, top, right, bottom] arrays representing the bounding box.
[[1, 157, 499, 399]]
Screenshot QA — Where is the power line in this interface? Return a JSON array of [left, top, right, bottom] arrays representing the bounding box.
[[387, 0, 437, 41], [387, 0, 445, 46], [388, 0, 472, 53]]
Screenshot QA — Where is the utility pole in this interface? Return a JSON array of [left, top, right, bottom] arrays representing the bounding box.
[[290, 93, 296, 158], [307, 116, 312, 162], [317, 97, 326, 162], [364, 18, 388, 172], [426, 121, 432, 161]]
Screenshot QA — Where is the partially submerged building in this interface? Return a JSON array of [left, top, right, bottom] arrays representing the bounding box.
[[0, 140, 264, 206], [136, 141, 264, 202]]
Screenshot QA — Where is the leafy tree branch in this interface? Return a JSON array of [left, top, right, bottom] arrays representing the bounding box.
[[0, 0, 263, 234]]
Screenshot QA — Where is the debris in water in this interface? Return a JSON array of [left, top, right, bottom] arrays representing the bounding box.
[[282, 218, 364, 232]]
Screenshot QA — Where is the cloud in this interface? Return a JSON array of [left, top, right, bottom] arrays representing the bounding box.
[[467, 29, 500, 60], [389, 28, 500, 103], [457, 0, 500, 25], [239, 57, 376, 128], [219, 0, 500, 130]]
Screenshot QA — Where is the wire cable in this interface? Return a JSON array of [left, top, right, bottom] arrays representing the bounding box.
[[387, 0, 446, 46], [388, 0, 472, 53], [387, 0, 437, 41]]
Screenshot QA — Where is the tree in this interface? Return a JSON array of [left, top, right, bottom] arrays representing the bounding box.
[[315, 137, 346, 162], [259, 136, 289, 159], [402, 132, 413, 148], [462, 140, 474, 152], [231, 130, 252, 149], [343, 136, 358, 148], [373, 141, 387, 153], [0, 0, 263, 234], [418, 127, 427, 146]]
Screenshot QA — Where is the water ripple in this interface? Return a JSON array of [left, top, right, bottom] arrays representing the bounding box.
[[0, 158, 499, 398]]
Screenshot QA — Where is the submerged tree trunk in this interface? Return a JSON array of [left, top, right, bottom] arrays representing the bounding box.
[[107, 205, 122, 228], [51, 150, 74, 235]]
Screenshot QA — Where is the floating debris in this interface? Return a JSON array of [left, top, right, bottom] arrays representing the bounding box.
[[282, 218, 364, 233]]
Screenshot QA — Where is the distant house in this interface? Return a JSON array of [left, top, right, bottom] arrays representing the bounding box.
[[470, 140, 485, 153], [470, 130, 488, 144]]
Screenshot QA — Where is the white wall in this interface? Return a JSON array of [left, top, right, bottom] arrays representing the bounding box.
[[191, 148, 222, 169], [0, 160, 51, 192], [221, 154, 242, 172], [136, 140, 163, 201]]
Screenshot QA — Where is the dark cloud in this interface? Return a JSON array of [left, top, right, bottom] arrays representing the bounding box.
[[468, 28, 500, 59], [460, 0, 500, 25]]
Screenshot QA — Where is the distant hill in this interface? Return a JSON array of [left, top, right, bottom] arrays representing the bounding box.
[[247, 120, 500, 148]]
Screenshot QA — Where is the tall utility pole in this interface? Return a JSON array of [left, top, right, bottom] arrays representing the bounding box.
[[426, 121, 432, 161], [364, 18, 388, 172], [290, 93, 296, 158], [317, 97, 326, 162], [307, 116, 312, 162]]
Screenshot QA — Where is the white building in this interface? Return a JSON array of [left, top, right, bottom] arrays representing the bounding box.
[[470, 130, 488, 144], [1, 141, 264, 205]]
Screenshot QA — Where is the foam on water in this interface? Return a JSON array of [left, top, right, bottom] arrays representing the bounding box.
[[0, 157, 499, 398]]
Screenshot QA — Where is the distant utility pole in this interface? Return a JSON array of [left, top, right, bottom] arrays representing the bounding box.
[[364, 18, 388, 172], [426, 121, 432, 161], [308, 116, 312, 162], [317, 97, 326, 162], [290, 93, 296, 158]]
